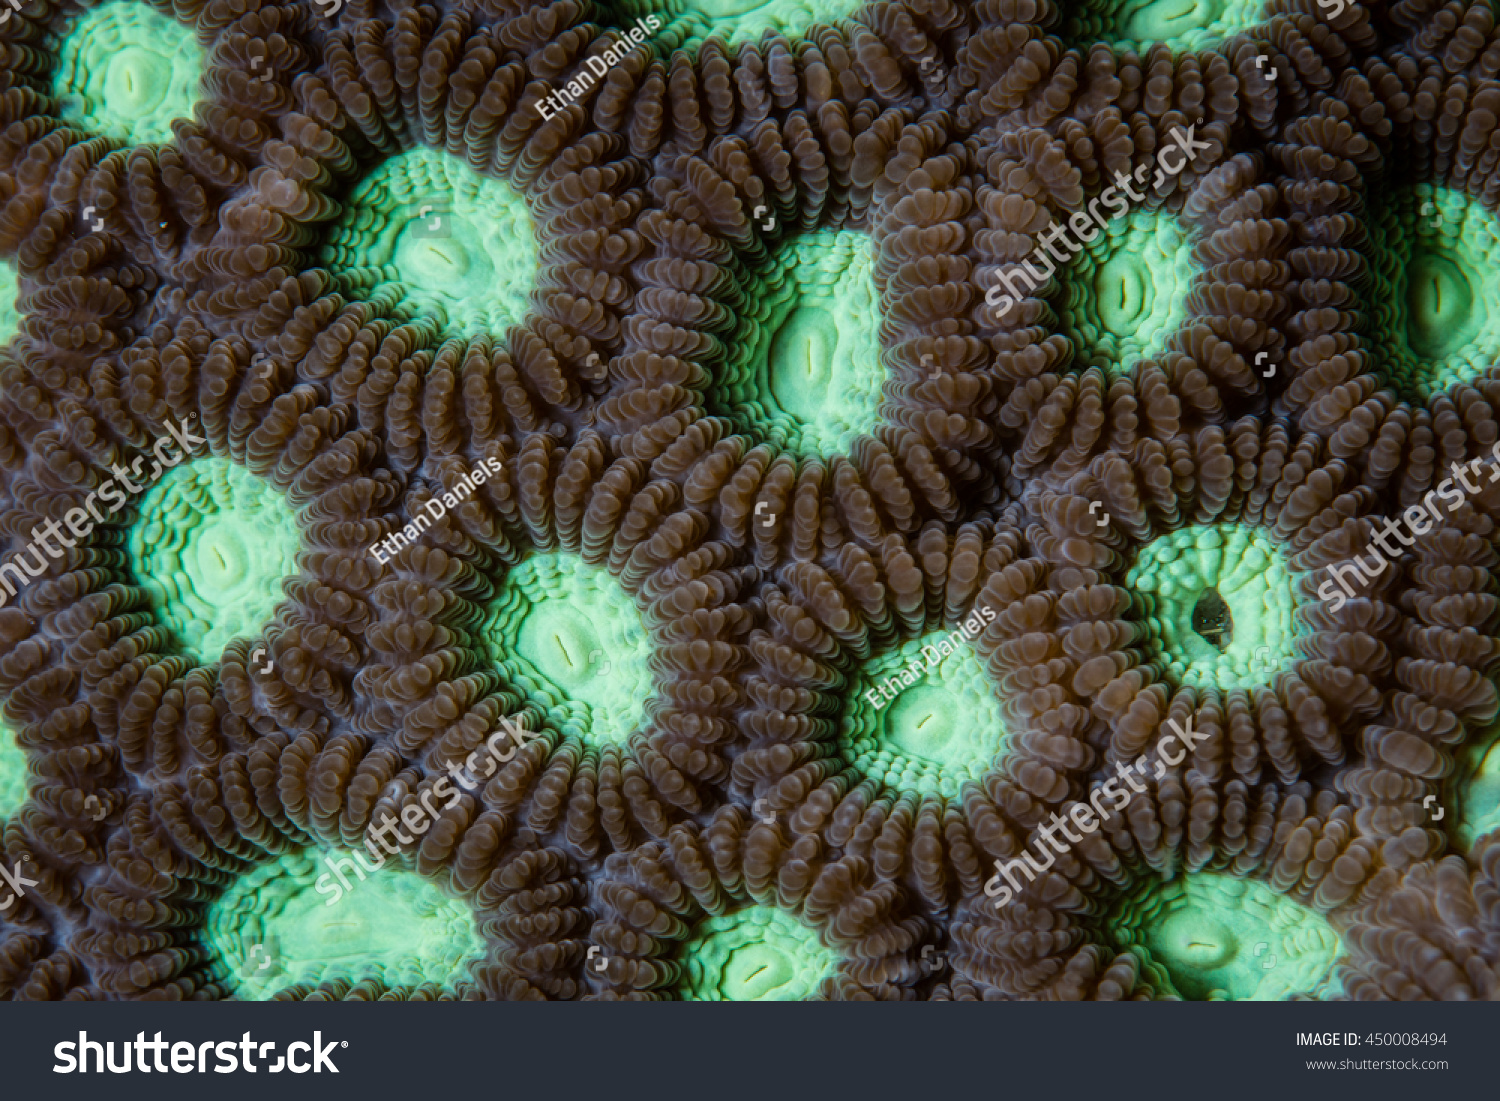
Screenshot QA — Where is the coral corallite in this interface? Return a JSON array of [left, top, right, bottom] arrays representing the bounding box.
[[1125, 524, 1303, 690], [205, 851, 484, 1001], [128, 456, 301, 664], [713, 228, 886, 458], [319, 147, 540, 340], [481, 552, 655, 747], [1058, 210, 1198, 379], [53, 0, 206, 145], [1105, 874, 1343, 1001], [0, 717, 26, 821], [605, 0, 865, 50], [1366, 184, 1500, 399], [0, 263, 21, 346], [843, 630, 1010, 799], [1063, 0, 1269, 52], [678, 906, 840, 1001]]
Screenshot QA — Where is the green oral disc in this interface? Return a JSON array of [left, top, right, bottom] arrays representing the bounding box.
[[677, 905, 839, 1000], [52, 0, 206, 145], [128, 457, 301, 664]]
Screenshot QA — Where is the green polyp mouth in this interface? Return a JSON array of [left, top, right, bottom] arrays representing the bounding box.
[[1457, 729, 1500, 849], [1106, 873, 1342, 1000], [841, 620, 1008, 799], [128, 456, 301, 664], [677, 905, 839, 1000], [0, 718, 26, 820], [713, 228, 885, 459], [1064, 0, 1265, 50], [1367, 184, 1500, 399], [1126, 524, 1302, 690], [481, 552, 653, 748], [1406, 252, 1475, 357], [1059, 209, 1197, 379], [319, 147, 539, 340], [205, 849, 484, 1001], [0, 262, 20, 345], [51, 0, 205, 145], [603, 0, 862, 49]]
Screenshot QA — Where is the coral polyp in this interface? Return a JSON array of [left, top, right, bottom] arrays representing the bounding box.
[[0, 263, 20, 345], [1059, 210, 1197, 378], [1125, 524, 1302, 690], [713, 228, 885, 458], [319, 147, 540, 340], [128, 456, 301, 664], [52, 0, 205, 145], [1104, 874, 1343, 1001], [1063, 0, 1267, 51], [205, 850, 484, 1001], [1367, 185, 1500, 398], [677, 906, 840, 1001], [1457, 732, 1500, 851], [481, 552, 654, 747], [0, 718, 26, 821], [603, 0, 863, 50], [841, 626, 1008, 799]]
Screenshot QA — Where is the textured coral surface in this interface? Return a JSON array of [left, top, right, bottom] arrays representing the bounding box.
[[2, 0, 1500, 1003]]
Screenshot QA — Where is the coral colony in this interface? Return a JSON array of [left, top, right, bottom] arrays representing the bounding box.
[[0, 0, 1498, 1006]]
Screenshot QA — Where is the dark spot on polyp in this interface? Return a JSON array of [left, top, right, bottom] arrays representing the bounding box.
[[1192, 589, 1232, 651]]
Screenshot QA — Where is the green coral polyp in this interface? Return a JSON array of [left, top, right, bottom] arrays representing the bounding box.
[[0, 718, 27, 820], [841, 617, 1007, 799], [677, 906, 839, 1000], [0, 262, 20, 346], [714, 228, 885, 458], [52, 0, 206, 145], [1456, 729, 1500, 849], [481, 552, 654, 747], [1367, 184, 1500, 398], [320, 147, 539, 340], [1106, 873, 1342, 1000], [605, 0, 862, 49], [1064, 0, 1267, 51], [205, 850, 484, 1001], [128, 457, 301, 664], [1126, 524, 1302, 690], [1059, 209, 1197, 378]]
